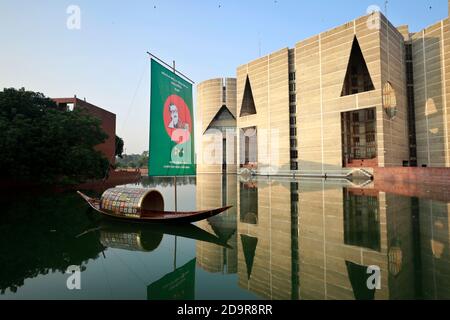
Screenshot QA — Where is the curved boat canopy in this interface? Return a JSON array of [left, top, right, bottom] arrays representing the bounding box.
[[101, 187, 165, 218], [100, 230, 163, 252]]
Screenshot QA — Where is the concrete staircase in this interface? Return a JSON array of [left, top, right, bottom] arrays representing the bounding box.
[[237, 167, 374, 183]]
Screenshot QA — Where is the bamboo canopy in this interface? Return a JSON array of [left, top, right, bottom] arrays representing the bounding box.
[[100, 187, 164, 218]]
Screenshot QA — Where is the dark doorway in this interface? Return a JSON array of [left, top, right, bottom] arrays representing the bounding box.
[[341, 107, 378, 167], [222, 138, 227, 172], [343, 189, 381, 252], [240, 181, 258, 225], [240, 127, 258, 169]]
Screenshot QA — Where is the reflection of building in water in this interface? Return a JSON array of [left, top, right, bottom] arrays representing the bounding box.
[[237, 178, 297, 300], [300, 183, 391, 299], [197, 174, 450, 300], [298, 182, 433, 300], [344, 189, 381, 251], [196, 174, 238, 274], [418, 200, 450, 299], [240, 181, 258, 224]]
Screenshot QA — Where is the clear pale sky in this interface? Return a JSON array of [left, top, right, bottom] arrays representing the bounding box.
[[0, 0, 447, 154]]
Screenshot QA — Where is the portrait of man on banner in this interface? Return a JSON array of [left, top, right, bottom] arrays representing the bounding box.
[[163, 95, 192, 145], [168, 103, 188, 130]]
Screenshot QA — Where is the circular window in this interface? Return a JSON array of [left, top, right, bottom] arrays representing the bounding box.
[[383, 82, 397, 119]]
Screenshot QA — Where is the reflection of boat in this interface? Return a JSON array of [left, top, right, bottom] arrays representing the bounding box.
[[99, 219, 232, 251], [77, 188, 231, 223], [99, 226, 163, 252]]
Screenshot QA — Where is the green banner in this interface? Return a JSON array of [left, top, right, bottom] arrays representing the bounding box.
[[147, 258, 196, 300], [149, 59, 196, 176]]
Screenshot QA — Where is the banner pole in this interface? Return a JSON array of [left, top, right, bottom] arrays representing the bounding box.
[[173, 60, 178, 214], [146, 51, 195, 84], [174, 176, 177, 212]]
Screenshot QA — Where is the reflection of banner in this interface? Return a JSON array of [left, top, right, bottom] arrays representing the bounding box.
[[147, 258, 196, 300], [149, 59, 196, 176]]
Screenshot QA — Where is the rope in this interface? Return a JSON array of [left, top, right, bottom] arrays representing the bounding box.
[[100, 251, 114, 298], [110, 249, 149, 284], [122, 59, 147, 133], [102, 58, 147, 182]]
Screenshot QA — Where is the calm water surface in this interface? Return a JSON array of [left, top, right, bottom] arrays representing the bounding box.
[[1, 174, 449, 300]]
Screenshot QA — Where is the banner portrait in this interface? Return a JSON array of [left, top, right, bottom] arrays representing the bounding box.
[[149, 59, 196, 176]]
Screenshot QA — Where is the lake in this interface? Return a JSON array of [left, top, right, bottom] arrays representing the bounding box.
[[1, 174, 449, 300]]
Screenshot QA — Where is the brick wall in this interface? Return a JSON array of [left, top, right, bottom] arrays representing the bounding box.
[[53, 98, 116, 164], [374, 167, 450, 186]]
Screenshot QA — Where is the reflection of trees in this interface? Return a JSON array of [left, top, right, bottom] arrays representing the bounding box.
[[0, 193, 105, 294], [139, 176, 196, 188]]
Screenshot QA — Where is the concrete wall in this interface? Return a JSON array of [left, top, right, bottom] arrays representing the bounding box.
[[412, 19, 450, 167], [295, 12, 409, 174], [380, 15, 410, 167], [236, 48, 291, 174]]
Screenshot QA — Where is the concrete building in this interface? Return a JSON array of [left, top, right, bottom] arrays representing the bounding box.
[[197, 3, 450, 175], [196, 78, 237, 173], [53, 96, 116, 164]]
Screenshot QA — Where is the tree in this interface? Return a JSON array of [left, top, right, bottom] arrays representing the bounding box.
[[0, 88, 109, 185], [140, 151, 149, 168], [115, 135, 124, 159], [115, 151, 149, 169]]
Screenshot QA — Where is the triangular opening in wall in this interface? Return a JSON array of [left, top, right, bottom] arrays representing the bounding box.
[[208, 219, 236, 242], [240, 234, 258, 280], [239, 76, 257, 117], [341, 36, 375, 96], [204, 105, 236, 133], [346, 261, 376, 300]]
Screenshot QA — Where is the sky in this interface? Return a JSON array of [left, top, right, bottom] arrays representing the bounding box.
[[0, 0, 448, 154]]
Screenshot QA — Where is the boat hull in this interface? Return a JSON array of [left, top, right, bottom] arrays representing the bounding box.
[[77, 191, 231, 224]]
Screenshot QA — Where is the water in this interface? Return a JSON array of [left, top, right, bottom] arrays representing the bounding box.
[[1, 174, 449, 300]]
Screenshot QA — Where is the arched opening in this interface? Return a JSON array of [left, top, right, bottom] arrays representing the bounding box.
[[383, 82, 397, 119], [139, 232, 164, 252], [141, 190, 164, 212]]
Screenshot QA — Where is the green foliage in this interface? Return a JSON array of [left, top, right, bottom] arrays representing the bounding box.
[[0, 88, 109, 185], [115, 135, 124, 159], [0, 192, 105, 293], [116, 151, 149, 169]]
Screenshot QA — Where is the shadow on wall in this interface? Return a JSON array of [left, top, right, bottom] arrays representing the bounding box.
[[416, 36, 446, 167]]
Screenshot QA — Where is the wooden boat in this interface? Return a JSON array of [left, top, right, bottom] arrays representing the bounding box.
[[77, 187, 231, 224]]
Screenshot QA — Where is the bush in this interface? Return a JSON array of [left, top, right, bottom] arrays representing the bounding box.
[[0, 88, 109, 185]]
